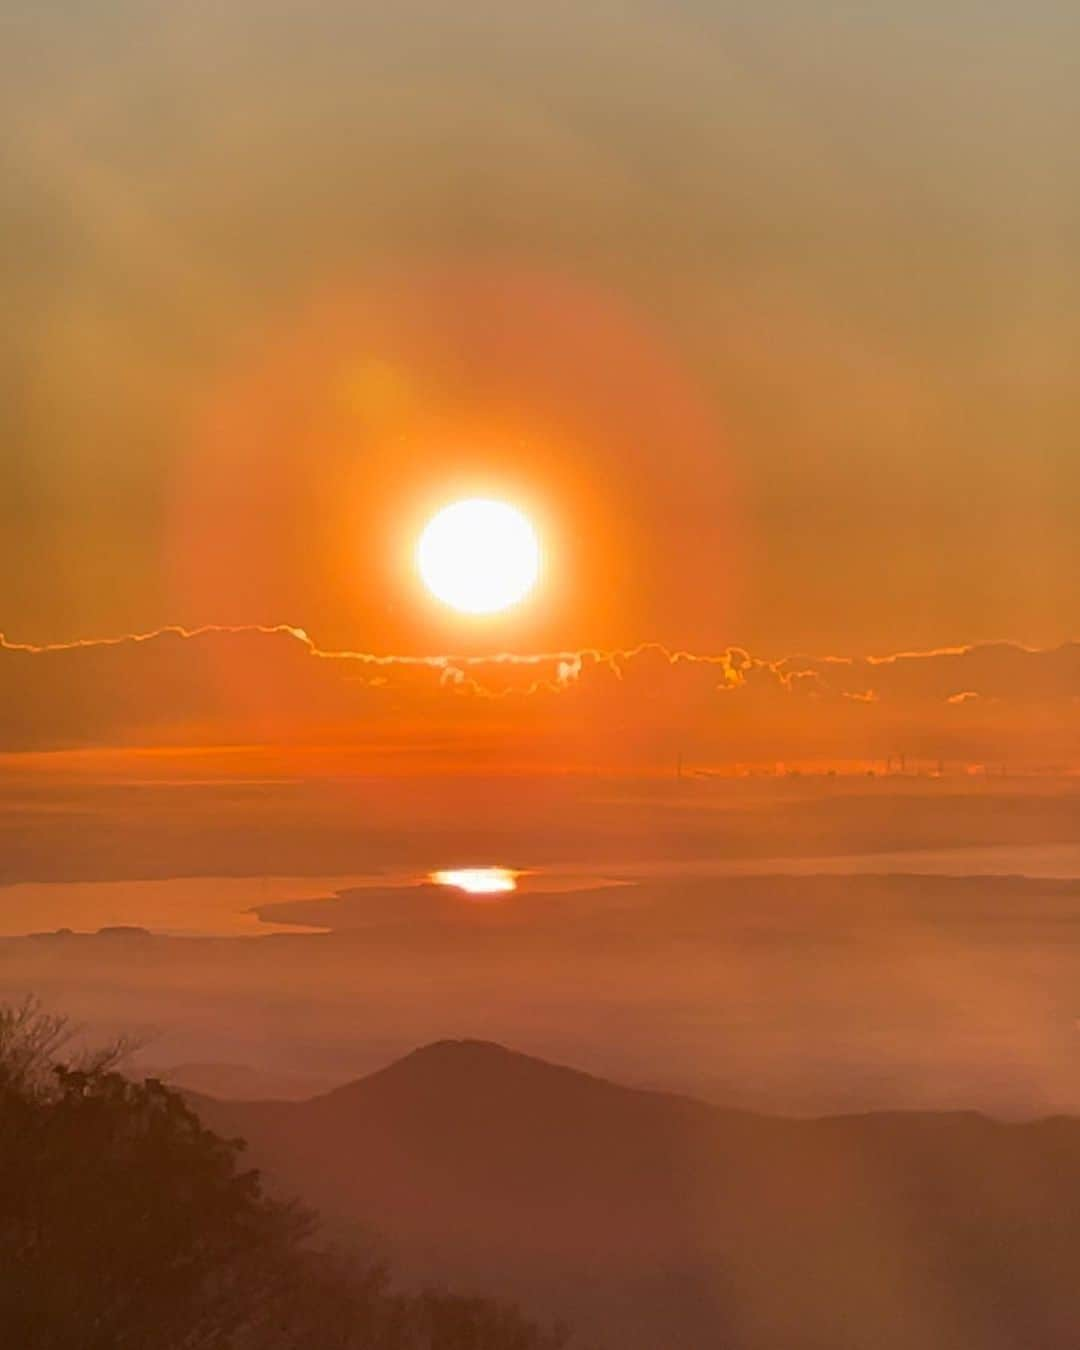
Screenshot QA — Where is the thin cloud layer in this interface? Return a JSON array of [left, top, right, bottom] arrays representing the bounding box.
[[1, 626, 1078, 768]]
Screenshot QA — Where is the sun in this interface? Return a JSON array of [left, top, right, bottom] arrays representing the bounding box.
[[417, 498, 541, 615]]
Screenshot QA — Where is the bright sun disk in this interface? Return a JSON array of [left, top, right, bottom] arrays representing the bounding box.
[[417, 498, 540, 615]]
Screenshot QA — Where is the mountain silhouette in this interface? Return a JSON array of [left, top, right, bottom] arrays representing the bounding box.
[[195, 1040, 1080, 1350]]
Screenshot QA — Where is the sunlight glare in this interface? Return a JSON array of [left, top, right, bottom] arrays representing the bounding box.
[[417, 498, 540, 615], [430, 867, 519, 895]]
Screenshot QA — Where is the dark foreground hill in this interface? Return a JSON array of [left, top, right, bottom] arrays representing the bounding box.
[[195, 1040, 1080, 1350]]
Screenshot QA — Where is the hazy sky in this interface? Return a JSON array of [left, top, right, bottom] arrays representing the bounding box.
[[4, 2, 1078, 656]]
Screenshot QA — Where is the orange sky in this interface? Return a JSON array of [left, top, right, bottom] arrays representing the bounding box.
[[4, 2, 1079, 664]]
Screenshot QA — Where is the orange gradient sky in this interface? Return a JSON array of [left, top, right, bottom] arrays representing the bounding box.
[[4, 2, 1078, 664]]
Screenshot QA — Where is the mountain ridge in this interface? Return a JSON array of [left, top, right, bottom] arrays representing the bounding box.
[[191, 1039, 1080, 1349]]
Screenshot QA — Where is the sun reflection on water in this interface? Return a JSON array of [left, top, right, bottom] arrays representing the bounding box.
[[430, 867, 519, 896]]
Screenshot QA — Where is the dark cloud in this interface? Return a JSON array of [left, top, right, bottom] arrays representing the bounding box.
[[2, 626, 1077, 767]]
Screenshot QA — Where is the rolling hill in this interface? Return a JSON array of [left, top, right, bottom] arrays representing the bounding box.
[[194, 1040, 1080, 1349]]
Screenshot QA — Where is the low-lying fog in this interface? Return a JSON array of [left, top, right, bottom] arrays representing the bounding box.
[[4, 776, 1080, 1119]]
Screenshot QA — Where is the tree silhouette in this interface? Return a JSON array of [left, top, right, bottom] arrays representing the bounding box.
[[0, 999, 568, 1350]]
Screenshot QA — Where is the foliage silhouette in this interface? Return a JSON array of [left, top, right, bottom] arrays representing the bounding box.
[[0, 999, 569, 1350]]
